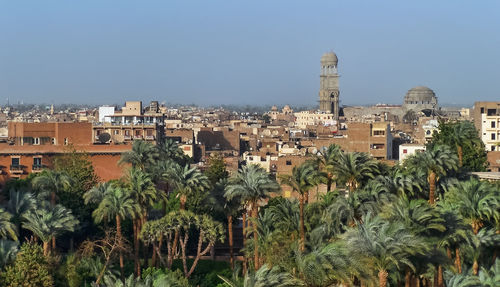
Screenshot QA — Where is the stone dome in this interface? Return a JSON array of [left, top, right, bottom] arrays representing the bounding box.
[[403, 86, 438, 111], [321, 52, 338, 66]]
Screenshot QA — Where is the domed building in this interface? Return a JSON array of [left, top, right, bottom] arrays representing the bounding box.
[[403, 86, 438, 112]]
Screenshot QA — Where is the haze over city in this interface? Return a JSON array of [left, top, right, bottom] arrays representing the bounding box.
[[2, 1, 499, 106]]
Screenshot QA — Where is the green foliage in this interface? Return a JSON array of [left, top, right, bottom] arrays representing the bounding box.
[[142, 267, 191, 286], [0, 242, 54, 287], [205, 154, 229, 187], [0, 208, 17, 241], [53, 147, 100, 227], [0, 239, 18, 267], [428, 120, 487, 171]]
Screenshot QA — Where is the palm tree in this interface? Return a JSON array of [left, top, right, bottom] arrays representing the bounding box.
[[125, 167, 162, 276], [405, 145, 458, 205], [83, 181, 114, 206], [119, 140, 159, 171], [93, 185, 140, 281], [166, 163, 210, 210], [315, 144, 341, 192], [157, 138, 185, 164], [22, 205, 78, 256], [344, 213, 427, 287], [225, 164, 280, 270], [446, 178, 499, 234], [32, 170, 71, 206], [219, 264, 305, 287], [334, 151, 379, 192], [5, 189, 36, 231], [0, 239, 18, 267], [0, 208, 17, 241], [279, 162, 317, 251]]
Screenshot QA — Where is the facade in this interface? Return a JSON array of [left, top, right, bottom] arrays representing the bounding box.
[[399, 143, 426, 162], [319, 52, 340, 119], [473, 102, 500, 151], [294, 111, 336, 129], [0, 122, 130, 188]]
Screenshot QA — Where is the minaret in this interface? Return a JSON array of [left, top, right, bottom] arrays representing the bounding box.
[[319, 52, 340, 119]]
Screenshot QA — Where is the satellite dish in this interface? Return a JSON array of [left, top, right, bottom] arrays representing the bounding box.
[[98, 133, 111, 144]]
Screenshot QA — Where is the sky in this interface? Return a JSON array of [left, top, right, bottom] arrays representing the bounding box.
[[1, 1, 499, 107]]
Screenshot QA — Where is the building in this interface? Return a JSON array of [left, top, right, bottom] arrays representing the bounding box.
[[294, 111, 336, 129], [399, 144, 426, 161], [92, 101, 164, 145], [403, 86, 438, 112], [319, 52, 340, 119], [0, 122, 130, 188], [473, 101, 500, 151]]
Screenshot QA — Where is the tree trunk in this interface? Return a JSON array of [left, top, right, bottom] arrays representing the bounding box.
[[446, 247, 451, 259], [457, 145, 463, 167], [242, 211, 247, 275], [473, 260, 479, 275], [379, 269, 388, 287], [251, 202, 259, 270], [428, 171, 436, 205], [327, 177, 332, 192], [299, 194, 305, 252], [405, 268, 411, 287], [43, 241, 50, 257], [52, 236, 56, 251], [116, 215, 125, 283], [437, 265, 443, 287], [180, 194, 186, 210], [228, 215, 234, 270], [455, 247, 462, 274], [51, 191, 56, 206], [133, 219, 140, 277]]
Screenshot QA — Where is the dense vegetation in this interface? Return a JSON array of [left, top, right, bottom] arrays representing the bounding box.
[[0, 120, 498, 287]]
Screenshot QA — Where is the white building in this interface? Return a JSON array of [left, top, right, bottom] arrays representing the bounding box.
[[399, 144, 426, 161], [480, 113, 500, 151], [98, 106, 115, 123], [294, 111, 336, 129]]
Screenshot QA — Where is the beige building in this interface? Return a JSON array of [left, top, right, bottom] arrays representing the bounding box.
[[473, 102, 500, 151], [294, 111, 336, 129]]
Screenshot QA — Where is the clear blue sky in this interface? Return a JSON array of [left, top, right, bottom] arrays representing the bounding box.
[[1, 1, 499, 106]]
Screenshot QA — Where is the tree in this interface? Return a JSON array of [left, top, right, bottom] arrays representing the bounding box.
[[167, 164, 210, 210], [205, 154, 229, 187], [119, 140, 159, 171], [157, 138, 187, 165], [0, 242, 54, 287], [429, 120, 487, 171], [446, 178, 499, 235], [279, 162, 317, 251], [92, 185, 139, 281], [219, 264, 305, 287], [32, 170, 71, 206], [225, 164, 280, 270], [0, 208, 17, 241], [0, 239, 18, 267], [334, 151, 379, 192], [344, 214, 427, 287], [405, 145, 458, 205], [315, 144, 341, 192], [4, 188, 36, 232], [22, 205, 79, 256], [125, 167, 162, 276]]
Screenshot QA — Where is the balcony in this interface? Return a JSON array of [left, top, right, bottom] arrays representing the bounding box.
[[10, 165, 24, 174], [134, 135, 143, 140], [124, 135, 132, 140], [145, 135, 155, 140], [32, 164, 45, 172]]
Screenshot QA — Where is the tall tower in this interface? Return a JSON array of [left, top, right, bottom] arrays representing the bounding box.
[[319, 52, 340, 119]]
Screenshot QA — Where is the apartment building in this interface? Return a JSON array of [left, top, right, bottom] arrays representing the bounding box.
[[473, 102, 500, 151]]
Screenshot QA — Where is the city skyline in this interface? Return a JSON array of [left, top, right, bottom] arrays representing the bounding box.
[[1, 1, 499, 106]]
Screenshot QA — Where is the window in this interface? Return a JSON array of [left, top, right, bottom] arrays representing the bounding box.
[[125, 130, 130, 136], [480, 107, 484, 113], [487, 109, 496, 116], [492, 121, 496, 128], [51, 138, 56, 145], [492, 146, 496, 151], [33, 137, 40, 145], [114, 130, 120, 135], [11, 157, 20, 166], [492, 133, 496, 140], [286, 160, 292, 165], [373, 130, 385, 136], [403, 149, 408, 154], [64, 138, 68, 145], [33, 157, 42, 166]]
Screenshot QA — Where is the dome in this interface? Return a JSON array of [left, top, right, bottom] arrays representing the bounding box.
[[321, 52, 338, 65], [403, 86, 438, 111]]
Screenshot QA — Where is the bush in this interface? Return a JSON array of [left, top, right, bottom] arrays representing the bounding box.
[[0, 242, 54, 287]]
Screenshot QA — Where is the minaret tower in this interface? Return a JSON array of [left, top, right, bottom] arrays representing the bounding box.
[[319, 52, 340, 119]]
